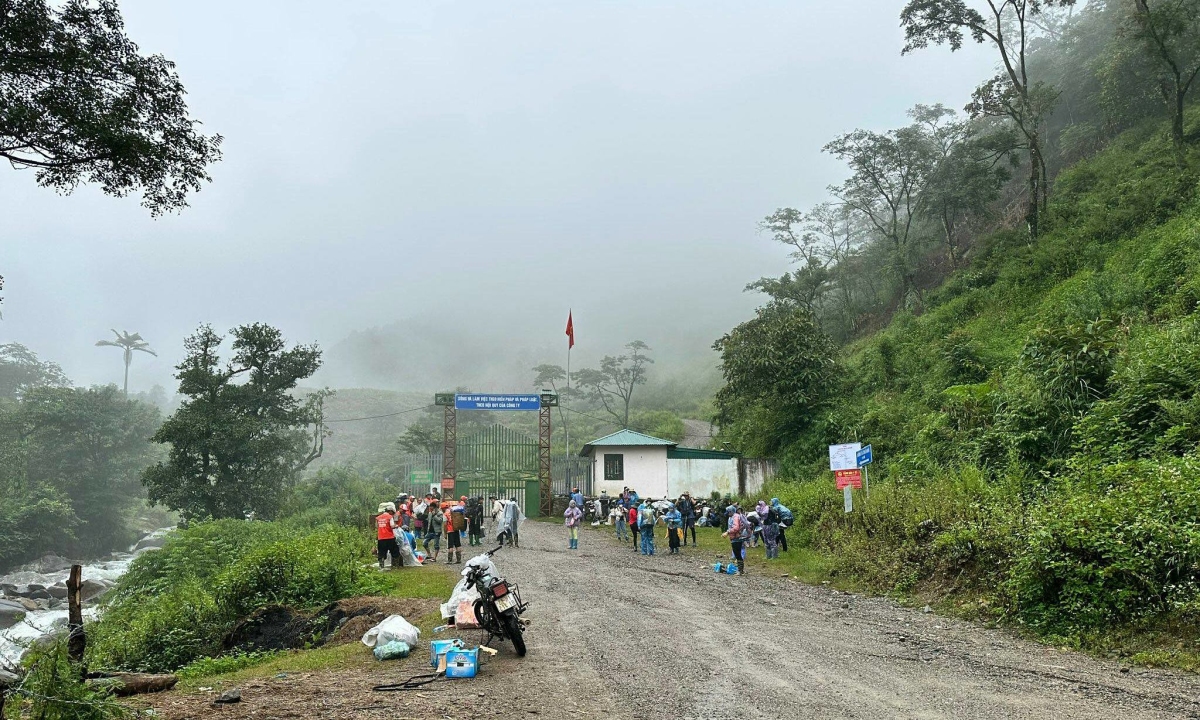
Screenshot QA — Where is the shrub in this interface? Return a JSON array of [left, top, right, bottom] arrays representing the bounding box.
[[1012, 456, 1200, 631], [11, 641, 129, 720], [87, 521, 375, 673]]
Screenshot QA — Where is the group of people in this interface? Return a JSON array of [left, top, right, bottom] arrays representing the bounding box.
[[561, 486, 795, 574], [718, 497, 794, 573], [374, 493, 526, 568]]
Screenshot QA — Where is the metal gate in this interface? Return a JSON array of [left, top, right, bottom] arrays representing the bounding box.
[[456, 425, 540, 516]]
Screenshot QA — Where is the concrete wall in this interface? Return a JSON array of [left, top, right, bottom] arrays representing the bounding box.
[[667, 458, 739, 499], [590, 446, 669, 498], [738, 458, 779, 497]]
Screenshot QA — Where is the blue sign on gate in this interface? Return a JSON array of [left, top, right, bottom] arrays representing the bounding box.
[[856, 444, 873, 467], [454, 394, 542, 411]]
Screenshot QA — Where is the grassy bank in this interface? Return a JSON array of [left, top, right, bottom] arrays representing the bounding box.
[[705, 110, 1200, 671]]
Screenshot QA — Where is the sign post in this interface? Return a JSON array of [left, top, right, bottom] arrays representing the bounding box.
[[843, 486, 853, 513], [856, 444, 873, 499]]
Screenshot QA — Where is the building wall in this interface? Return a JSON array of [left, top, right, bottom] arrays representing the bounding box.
[[590, 446, 669, 498], [667, 458, 739, 499], [738, 458, 779, 497]]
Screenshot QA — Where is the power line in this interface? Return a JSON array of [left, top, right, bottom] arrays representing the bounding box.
[[325, 404, 435, 424], [562, 405, 619, 426]]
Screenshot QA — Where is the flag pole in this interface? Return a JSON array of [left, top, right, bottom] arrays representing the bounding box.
[[565, 314, 571, 493]]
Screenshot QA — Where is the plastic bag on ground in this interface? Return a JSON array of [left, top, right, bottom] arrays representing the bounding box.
[[361, 614, 421, 648], [373, 640, 411, 660]]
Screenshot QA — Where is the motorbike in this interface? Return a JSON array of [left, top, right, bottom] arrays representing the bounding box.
[[462, 544, 529, 656]]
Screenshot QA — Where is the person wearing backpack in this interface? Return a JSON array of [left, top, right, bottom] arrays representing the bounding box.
[[677, 492, 697, 546], [771, 497, 793, 552], [722, 504, 748, 574], [638, 500, 657, 555]]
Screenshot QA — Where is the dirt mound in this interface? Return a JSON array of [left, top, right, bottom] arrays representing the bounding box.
[[325, 597, 437, 645], [221, 597, 438, 653], [223, 605, 317, 652]]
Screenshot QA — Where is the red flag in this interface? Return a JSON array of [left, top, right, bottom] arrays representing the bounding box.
[[565, 311, 575, 349]]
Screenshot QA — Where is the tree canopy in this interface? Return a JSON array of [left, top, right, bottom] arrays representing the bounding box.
[[0, 0, 222, 213], [142, 324, 331, 521]]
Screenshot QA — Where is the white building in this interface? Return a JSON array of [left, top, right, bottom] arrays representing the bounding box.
[[580, 429, 773, 499], [580, 429, 674, 498]]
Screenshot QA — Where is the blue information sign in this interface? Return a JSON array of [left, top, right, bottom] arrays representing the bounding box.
[[856, 444, 873, 467], [454, 394, 542, 411]]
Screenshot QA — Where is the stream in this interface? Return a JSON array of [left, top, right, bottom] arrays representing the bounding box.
[[0, 528, 173, 664]]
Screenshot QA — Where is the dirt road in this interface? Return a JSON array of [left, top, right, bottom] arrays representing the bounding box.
[[154, 521, 1200, 719]]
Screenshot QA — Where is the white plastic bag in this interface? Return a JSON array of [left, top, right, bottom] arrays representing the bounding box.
[[361, 614, 421, 648]]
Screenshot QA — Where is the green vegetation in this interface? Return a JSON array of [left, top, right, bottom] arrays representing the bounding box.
[[86, 463, 454, 675], [712, 1, 1200, 668], [5, 642, 130, 720], [142, 324, 332, 522], [723, 115, 1200, 665], [0, 347, 163, 571]]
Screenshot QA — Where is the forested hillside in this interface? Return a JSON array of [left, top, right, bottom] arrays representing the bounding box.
[[714, 0, 1200, 666]]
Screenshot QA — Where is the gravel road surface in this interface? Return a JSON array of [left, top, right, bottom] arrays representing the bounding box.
[[152, 521, 1200, 719]]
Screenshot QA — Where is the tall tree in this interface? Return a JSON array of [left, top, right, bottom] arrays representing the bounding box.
[[572, 341, 653, 428], [0, 342, 68, 399], [0, 0, 222, 213], [750, 202, 867, 325], [95, 329, 156, 395], [713, 300, 837, 455], [21, 384, 161, 551], [1127, 0, 1200, 164], [901, 0, 1075, 240], [912, 104, 1011, 267], [142, 324, 331, 521], [396, 423, 441, 455], [824, 124, 937, 310]]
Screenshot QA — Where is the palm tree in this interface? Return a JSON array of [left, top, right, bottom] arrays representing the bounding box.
[[96, 330, 157, 396]]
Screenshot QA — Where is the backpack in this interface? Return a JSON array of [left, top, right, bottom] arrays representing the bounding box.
[[728, 512, 744, 537], [778, 505, 795, 528], [639, 506, 655, 527]]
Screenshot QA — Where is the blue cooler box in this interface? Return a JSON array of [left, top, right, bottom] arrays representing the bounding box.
[[444, 648, 479, 678], [430, 639, 463, 668]]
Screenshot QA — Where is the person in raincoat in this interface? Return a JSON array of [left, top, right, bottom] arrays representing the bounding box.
[[665, 503, 683, 554], [612, 498, 629, 543], [564, 499, 583, 550], [638, 499, 657, 556], [771, 497, 793, 552], [722, 504, 749, 574], [496, 497, 525, 548]]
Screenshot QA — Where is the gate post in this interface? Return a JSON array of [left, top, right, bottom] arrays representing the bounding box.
[[437, 394, 457, 487], [538, 393, 555, 517]]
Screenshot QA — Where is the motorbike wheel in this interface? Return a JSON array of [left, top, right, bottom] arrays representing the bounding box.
[[505, 613, 527, 657]]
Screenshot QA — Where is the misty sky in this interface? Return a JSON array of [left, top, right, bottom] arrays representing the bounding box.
[[3, 1, 994, 393]]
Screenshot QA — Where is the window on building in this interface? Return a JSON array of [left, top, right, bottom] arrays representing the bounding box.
[[603, 453, 624, 481]]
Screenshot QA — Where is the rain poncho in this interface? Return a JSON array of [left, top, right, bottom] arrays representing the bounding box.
[[564, 500, 583, 527], [496, 499, 525, 541]]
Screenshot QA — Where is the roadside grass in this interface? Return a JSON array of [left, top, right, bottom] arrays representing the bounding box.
[[172, 563, 458, 690]]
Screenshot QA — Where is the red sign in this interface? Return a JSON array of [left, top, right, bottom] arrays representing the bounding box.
[[441, 477, 456, 490], [835, 469, 863, 490]]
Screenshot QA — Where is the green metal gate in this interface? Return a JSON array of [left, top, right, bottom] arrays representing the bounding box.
[[454, 425, 542, 517]]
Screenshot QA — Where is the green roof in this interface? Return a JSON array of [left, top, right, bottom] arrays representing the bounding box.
[[668, 447, 740, 460], [579, 429, 676, 456]]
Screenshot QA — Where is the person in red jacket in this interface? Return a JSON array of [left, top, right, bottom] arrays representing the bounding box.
[[375, 502, 401, 570], [628, 502, 640, 552]]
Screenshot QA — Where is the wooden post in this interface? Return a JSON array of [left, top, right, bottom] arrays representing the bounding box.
[[66, 564, 86, 668]]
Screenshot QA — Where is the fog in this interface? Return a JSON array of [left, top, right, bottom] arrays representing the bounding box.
[[2, 1, 994, 394]]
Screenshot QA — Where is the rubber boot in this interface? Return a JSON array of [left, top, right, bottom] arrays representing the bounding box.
[[378, 557, 385, 570]]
